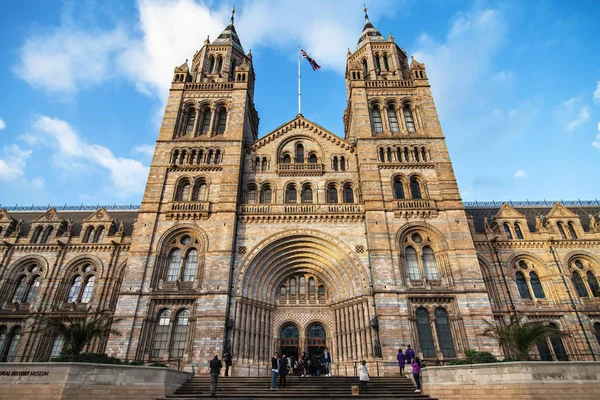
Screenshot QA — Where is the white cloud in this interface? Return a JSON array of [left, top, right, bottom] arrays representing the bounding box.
[[594, 81, 600, 104], [133, 144, 155, 158], [412, 9, 507, 116], [565, 106, 590, 132], [0, 117, 5, 130], [492, 70, 513, 83], [593, 122, 600, 149], [514, 170, 526, 178], [30, 116, 149, 196], [0, 145, 32, 181]]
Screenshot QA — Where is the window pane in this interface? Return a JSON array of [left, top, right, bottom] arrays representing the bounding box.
[[504, 223, 513, 240], [261, 187, 272, 204], [308, 278, 315, 294], [587, 272, 600, 297], [333, 157, 338, 171], [536, 339, 553, 361], [299, 277, 305, 294], [80, 276, 95, 303], [201, 110, 211, 134], [549, 326, 568, 361], [516, 272, 531, 299], [530, 272, 545, 299], [405, 247, 420, 280], [567, 222, 578, 239], [286, 186, 297, 203], [12, 277, 28, 303], [307, 324, 326, 338], [0, 327, 7, 358], [434, 308, 456, 357], [328, 186, 338, 203], [410, 179, 421, 199], [422, 247, 439, 280], [394, 179, 405, 199], [67, 276, 82, 303], [344, 187, 354, 203], [152, 311, 171, 358], [557, 223, 567, 239], [247, 186, 257, 204], [290, 278, 296, 295], [387, 107, 399, 132], [6, 327, 22, 362], [572, 271, 589, 297], [514, 224, 524, 239], [283, 154, 291, 163], [183, 250, 198, 281], [403, 106, 415, 132], [50, 335, 65, 358], [340, 156, 346, 171], [217, 109, 227, 134], [302, 186, 313, 203], [185, 110, 195, 135], [170, 310, 190, 358], [372, 107, 383, 132], [296, 144, 304, 163], [280, 324, 299, 338], [416, 308, 435, 357], [309, 154, 317, 163], [166, 249, 182, 281], [594, 323, 600, 347]]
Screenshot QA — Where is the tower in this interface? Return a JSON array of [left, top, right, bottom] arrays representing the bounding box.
[[107, 9, 259, 365]]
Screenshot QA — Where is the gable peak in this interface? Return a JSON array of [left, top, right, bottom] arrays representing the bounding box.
[[495, 203, 526, 220], [545, 202, 578, 219]]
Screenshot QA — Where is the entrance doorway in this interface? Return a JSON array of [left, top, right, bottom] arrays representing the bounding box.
[[307, 323, 326, 358], [280, 324, 299, 361]]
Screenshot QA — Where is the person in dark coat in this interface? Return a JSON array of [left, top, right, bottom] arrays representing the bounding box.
[[397, 349, 406, 375], [279, 354, 289, 387], [270, 352, 280, 390], [300, 351, 310, 377], [209, 355, 222, 397], [405, 345, 415, 363], [223, 351, 233, 377], [321, 347, 332, 376], [310, 354, 321, 376]]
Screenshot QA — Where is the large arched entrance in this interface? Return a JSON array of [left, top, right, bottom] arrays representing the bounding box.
[[231, 230, 374, 376]]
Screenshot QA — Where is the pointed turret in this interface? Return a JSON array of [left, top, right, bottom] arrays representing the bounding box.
[[356, 6, 385, 50], [213, 6, 244, 52]]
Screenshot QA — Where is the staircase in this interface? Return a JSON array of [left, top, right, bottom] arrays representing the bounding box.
[[159, 375, 436, 399]]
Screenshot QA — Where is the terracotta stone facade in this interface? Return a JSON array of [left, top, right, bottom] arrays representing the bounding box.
[[1, 14, 599, 375]]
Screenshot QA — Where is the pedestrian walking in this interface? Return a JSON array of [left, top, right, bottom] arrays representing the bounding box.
[[397, 348, 406, 375], [279, 354, 289, 387], [223, 351, 233, 377], [209, 355, 222, 397], [405, 345, 415, 363], [270, 352, 280, 390], [300, 351, 309, 377], [321, 347, 332, 376], [411, 356, 422, 393], [358, 359, 370, 394]]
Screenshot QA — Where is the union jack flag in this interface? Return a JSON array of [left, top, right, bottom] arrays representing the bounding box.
[[301, 49, 321, 71]]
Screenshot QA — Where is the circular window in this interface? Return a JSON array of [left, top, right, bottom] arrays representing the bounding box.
[[518, 260, 528, 269], [29, 264, 39, 273], [412, 233, 423, 243], [180, 235, 192, 245], [575, 260, 584, 269], [83, 264, 93, 273]]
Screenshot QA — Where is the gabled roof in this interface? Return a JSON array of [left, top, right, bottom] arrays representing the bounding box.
[[247, 114, 354, 153], [356, 11, 385, 50], [32, 207, 64, 223], [494, 203, 526, 220], [83, 207, 116, 224], [213, 15, 244, 52], [545, 202, 579, 219], [0, 208, 14, 223]]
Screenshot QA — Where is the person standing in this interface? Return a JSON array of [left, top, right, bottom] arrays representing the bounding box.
[[405, 345, 415, 363], [223, 351, 233, 377], [209, 355, 222, 397], [397, 348, 406, 375], [321, 347, 332, 376], [300, 351, 309, 377], [358, 359, 370, 394], [279, 354, 289, 387], [270, 352, 280, 390], [411, 356, 422, 393]]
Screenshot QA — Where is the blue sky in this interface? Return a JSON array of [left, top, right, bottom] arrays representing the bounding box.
[[0, 0, 599, 207]]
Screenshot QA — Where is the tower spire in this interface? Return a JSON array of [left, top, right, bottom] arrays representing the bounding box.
[[231, 5, 235, 24], [363, 4, 369, 22]]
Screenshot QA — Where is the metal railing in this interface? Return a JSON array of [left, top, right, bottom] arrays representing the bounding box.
[[463, 199, 600, 207], [0, 204, 141, 212]]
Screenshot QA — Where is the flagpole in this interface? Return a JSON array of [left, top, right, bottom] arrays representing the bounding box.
[[298, 46, 301, 116]]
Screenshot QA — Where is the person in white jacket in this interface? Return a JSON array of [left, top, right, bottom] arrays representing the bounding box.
[[358, 359, 370, 394]]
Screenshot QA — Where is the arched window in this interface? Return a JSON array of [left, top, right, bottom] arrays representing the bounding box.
[[80, 276, 95, 303], [176, 181, 191, 202], [41, 226, 54, 243], [152, 310, 171, 358], [307, 324, 326, 338], [280, 286, 287, 295], [387, 148, 392, 162], [318, 285, 325, 296], [548, 323, 568, 361], [31, 226, 43, 244], [567, 222, 577, 239], [83, 226, 94, 243], [200, 109, 211, 135], [247, 184, 257, 204], [383, 54, 389, 70], [333, 156, 339, 171], [301, 185, 313, 204], [394, 177, 405, 199], [280, 324, 299, 339], [362, 58, 368, 78], [308, 277, 315, 294], [405, 246, 420, 280], [3, 327, 22, 362], [416, 308, 435, 357], [254, 158, 260, 171], [283, 184, 296, 203], [282, 154, 291, 163], [299, 276, 306, 294], [309, 153, 317, 163], [422, 246, 439, 280], [537, 338, 553, 361], [504, 223, 513, 240], [67, 276, 82, 303], [193, 181, 207, 201], [24, 276, 40, 303], [375, 54, 381, 71], [50, 335, 65, 358], [185, 109, 196, 135], [514, 223, 524, 239], [289, 278, 296, 295], [215, 56, 223, 73], [296, 144, 304, 163], [166, 249, 182, 281], [379, 148, 385, 162], [414, 148, 420, 162], [586, 271, 600, 297], [421, 148, 427, 161], [557, 223, 567, 239], [515, 271, 532, 299], [209, 56, 215, 73], [328, 185, 338, 203], [229, 59, 237, 79], [11, 276, 27, 303], [404, 148, 410, 162], [403, 105, 416, 132], [344, 185, 354, 203], [215, 108, 227, 135], [372, 106, 383, 133], [170, 310, 190, 358], [594, 323, 600, 347], [387, 106, 399, 132], [410, 177, 422, 199], [260, 185, 272, 204], [434, 308, 456, 357], [340, 156, 346, 171], [183, 249, 198, 281], [530, 272, 545, 299], [572, 271, 588, 297], [93, 226, 104, 243]]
